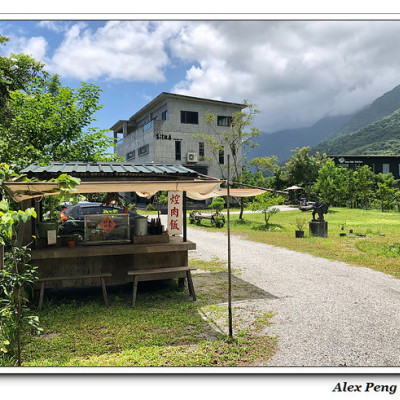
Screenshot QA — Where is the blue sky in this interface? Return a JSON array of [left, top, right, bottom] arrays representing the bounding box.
[[3, 19, 400, 139]]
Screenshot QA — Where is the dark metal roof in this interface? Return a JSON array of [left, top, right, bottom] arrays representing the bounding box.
[[21, 162, 198, 177]]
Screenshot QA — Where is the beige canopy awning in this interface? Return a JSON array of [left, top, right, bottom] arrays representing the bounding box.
[[186, 187, 270, 200], [3, 179, 224, 203]]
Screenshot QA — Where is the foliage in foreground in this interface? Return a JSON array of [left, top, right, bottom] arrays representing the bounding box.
[[0, 200, 40, 366]]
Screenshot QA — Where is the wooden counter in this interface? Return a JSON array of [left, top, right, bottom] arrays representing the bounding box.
[[31, 237, 196, 289], [31, 236, 196, 260]]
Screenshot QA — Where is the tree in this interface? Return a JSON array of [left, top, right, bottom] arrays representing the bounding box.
[[247, 155, 278, 176], [375, 173, 399, 211], [353, 165, 375, 209], [197, 100, 261, 219], [313, 160, 339, 206], [0, 75, 118, 169], [285, 147, 329, 195], [0, 36, 47, 122], [250, 192, 282, 228]]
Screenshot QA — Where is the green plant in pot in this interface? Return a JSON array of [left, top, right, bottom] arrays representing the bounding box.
[[340, 222, 347, 237], [213, 214, 225, 228], [295, 216, 307, 238]]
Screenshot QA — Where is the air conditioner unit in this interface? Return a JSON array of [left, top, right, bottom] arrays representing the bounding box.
[[187, 152, 198, 162]]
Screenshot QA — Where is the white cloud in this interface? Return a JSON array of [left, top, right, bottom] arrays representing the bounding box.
[[6, 20, 400, 133], [47, 21, 176, 82], [37, 21, 69, 33], [0, 34, 48, 62], [169, 21, 400, 132]]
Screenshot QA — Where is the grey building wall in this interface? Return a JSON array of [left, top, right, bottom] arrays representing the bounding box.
[[113, 93, 245, 179]]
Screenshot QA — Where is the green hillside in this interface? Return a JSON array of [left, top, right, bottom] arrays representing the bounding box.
[[316, 108, 400, 155], [324, 83, 400, 142]]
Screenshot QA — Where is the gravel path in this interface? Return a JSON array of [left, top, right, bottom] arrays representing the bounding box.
[[186, 225, 400, 367]]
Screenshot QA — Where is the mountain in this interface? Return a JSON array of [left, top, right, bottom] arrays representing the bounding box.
[[316, 83, 400, 151], [313, 108, 400, 155], [248, 113, 354, 163]]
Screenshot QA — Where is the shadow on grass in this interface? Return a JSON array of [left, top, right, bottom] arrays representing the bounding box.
[[34, 270, 278, 310], [26, 270, 279, 366], [250, 223, 286, 231]]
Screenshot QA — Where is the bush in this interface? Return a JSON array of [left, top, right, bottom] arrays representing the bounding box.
[[146, 203, 155, 211], [209, 197, 225, 214]]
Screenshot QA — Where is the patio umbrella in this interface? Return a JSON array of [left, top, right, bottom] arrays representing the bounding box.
[[285, 185, 303, 190]]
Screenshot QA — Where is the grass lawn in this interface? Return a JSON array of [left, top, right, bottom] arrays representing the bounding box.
[[190, 207, 400, 278], [22, 259, 277, 367]]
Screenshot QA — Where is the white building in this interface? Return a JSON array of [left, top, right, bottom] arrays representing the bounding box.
[[111, 92, 245, 179]]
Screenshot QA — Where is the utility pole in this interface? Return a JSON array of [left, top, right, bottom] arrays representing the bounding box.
[[227, 155, 233, 338]]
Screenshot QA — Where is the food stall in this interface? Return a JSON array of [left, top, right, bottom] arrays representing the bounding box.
[[3, 162, 223, 291]]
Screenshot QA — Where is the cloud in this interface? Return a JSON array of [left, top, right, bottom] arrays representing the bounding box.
[[5, 20, 400, 133], [169, 21, 400, 132], [47, 21, 176, 82], [0, 34, 48, 61], [37, 21, 69, 33]]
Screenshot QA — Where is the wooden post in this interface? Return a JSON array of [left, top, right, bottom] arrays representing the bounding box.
[[17, 199, 33, 247], [227, 155, 233, 338], [183, 191, 187, 242]]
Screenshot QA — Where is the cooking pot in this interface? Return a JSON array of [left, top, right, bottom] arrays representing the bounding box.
[[134, 217, 148, 236]]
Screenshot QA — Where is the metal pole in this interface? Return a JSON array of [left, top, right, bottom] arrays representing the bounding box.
[[227, 155, 233, 338], [183, 191, 187, 242]]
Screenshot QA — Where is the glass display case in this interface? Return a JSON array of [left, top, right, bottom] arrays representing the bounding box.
[[84, 213, 130, 245]]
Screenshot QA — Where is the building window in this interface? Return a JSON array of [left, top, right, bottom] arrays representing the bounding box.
[[219, 149, 224, 164], [199, 142, 205, 158], [181, 110, 198, 124], [217, 116, 232, 126], [162, 110, 168, 120], [383, 163, 390, 174], [371, 163, 375, 173], [126, 150, 135, 160], [138, 144, 149, 156], [175, 140, 181, 161], [143, 121, 153, 131]]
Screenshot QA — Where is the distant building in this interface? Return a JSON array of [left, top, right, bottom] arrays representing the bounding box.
[[329, 155, 400, 179], [110, 92, 245, 179]]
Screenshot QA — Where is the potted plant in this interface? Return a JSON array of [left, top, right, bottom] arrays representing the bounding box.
[[295, 217, 307, 238], [213, 214, 225, 228], [67, 233, 80, 248], [340, 223, 347, 236]]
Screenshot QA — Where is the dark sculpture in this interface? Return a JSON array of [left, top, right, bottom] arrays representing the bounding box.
[[299, 200, 329, 221]]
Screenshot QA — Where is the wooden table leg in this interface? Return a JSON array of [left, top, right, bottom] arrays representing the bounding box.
[[186, 271, 196, 301], [38, 282, 45, 311], [131, 276, 138, 307], [100, 277, 109, 308]]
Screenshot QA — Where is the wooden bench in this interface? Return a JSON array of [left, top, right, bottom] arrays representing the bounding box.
[[127, 266, 197, 307], [37, 273, 112, 310], [189, 211, 225, 227]]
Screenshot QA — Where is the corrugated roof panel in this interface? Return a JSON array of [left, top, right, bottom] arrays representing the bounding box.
[[88, 164, 101, 173], [111, 165, 126, 173], [62, 164, 75, 173], [21, 162, 198, 176], [75, 164, 87, 173], [100, 164, 114, 173]]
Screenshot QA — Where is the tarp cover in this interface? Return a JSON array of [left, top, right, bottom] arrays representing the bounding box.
[[187, 187, 269, 200], [3, 180, 224, 202]]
